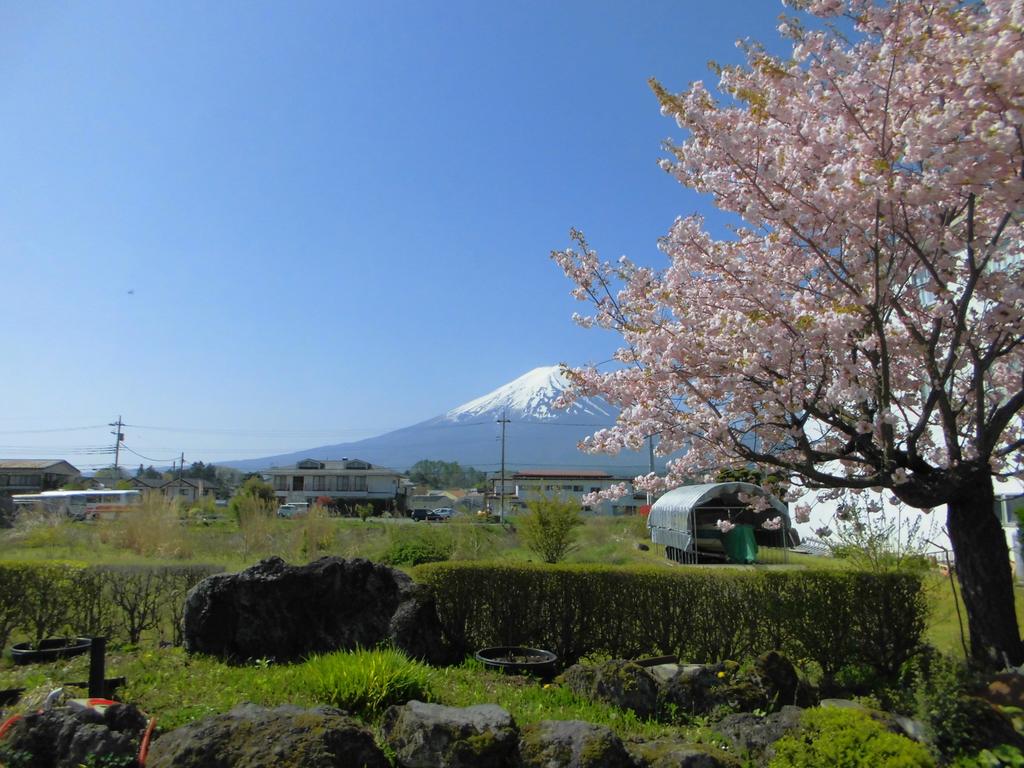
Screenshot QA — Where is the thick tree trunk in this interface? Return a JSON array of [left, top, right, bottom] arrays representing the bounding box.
[[946, 476, 1024, 669]]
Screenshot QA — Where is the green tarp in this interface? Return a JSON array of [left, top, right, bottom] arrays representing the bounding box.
[[722, 524, 758, 564]]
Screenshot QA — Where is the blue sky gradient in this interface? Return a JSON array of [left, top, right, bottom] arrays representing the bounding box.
[[1, 1, 789, 468]]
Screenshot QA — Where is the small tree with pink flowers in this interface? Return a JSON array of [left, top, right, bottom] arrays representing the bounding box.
[[554, 0, 1023, 668]]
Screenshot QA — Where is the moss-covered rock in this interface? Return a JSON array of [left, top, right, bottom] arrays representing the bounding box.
[[381, 700, 518, 768], [628, 737, 740, 768], [518, 720, 634, 768], [560, 659, 661, 719], [2, 702, 146, 768], [145, 703, 388, 768]]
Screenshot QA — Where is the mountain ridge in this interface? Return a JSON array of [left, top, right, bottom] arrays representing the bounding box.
[[224, 365, 658, 475]]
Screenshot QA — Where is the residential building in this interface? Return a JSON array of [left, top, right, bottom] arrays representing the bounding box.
[[487, 469, 642, 515], [162, 477, 218, 503], [0, 460, 81, 495], [128, 475, 219, 503], [265, 458, 407, 513]]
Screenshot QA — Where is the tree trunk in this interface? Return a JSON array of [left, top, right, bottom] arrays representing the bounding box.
[[946, 476, 1024, 669]]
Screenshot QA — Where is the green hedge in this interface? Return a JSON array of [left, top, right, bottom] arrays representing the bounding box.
[[0, 561, 224, 649], [413, 563, 927, 677]]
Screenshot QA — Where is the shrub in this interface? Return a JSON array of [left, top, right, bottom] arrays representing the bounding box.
[[291, 504, 335, 562], [296, 648, 435, 720], [19, 562, 82, 645], [0, 564, 29, 650], [768, 706, 934, 767], [414, 563, 927, 674], [383, 527, 453, 566], [105, 495, 192, 559], [516, 496, 583, 564], [234, 494, 277, 561]]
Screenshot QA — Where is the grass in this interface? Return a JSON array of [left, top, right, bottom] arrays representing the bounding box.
[[2, 508, 1022, 752], [0, 644, 696, 745]]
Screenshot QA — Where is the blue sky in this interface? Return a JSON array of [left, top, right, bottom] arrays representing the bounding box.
[[1, 1, 789, 470]]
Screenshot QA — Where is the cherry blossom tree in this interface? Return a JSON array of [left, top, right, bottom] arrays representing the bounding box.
[[554, 0, 1023, 668]]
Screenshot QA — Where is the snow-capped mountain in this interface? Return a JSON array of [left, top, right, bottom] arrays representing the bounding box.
[[443, 366, 612, 422], [225, 365, 659, 474]]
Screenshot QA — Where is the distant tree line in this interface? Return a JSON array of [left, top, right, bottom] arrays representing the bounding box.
[[407, 460, 486, 490]]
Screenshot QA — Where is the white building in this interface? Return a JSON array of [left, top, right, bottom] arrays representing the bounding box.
[[265, 458, 406, 513], [489, 469, 644, 515], [792, 476, 1024, 571]]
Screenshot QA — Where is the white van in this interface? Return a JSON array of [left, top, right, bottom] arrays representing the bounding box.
[[277, 502, 309, 518]]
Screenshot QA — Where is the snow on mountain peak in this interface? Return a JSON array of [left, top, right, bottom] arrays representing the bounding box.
[[444, 365, 611, 422]]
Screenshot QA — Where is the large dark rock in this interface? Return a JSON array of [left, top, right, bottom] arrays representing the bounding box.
[[183, 556, 452, 664], [714, 706, 804, 760], [519, 720, 635, 768], [560, 659, 661, 719], [381, 701, 519, 768], [145, 703, 388, 768], [2, 703, 147, 768]]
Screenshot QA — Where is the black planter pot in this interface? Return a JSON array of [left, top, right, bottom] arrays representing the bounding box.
[[10, 637, 92, 666], [475, 646, 558, 679]]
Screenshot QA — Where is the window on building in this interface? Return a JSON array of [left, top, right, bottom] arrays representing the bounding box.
[[293, 476, 305, 492], [573, 485, 583, 492], [996, 496, 1024, 526], [313, 476, 324, 491], [339, 476, 350, 492], [273, 476, 288, 491], [353, 476, 367, 491]]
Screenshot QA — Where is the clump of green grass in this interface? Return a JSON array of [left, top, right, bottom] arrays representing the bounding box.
[[293, 647, 436, 720]]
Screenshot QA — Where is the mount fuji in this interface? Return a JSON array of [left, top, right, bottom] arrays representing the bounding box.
[[225, 366, 659, 475]]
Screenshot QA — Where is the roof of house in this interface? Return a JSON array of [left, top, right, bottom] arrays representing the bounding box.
[[266, 458, 403, 475], [0, 459, 80, 473], [512, 469, 614, 479]]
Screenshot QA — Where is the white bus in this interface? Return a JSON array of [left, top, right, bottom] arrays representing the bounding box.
[[11, 489, 142, 521]]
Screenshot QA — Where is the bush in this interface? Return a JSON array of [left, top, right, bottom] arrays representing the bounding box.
[[0, 561, 224, 647], [382, 526, 453, 566], [414, 563, 927, 674], [516, 497, 583, 564], [104, 495, 192, 559], [296, 648, 435, 720], [769, 706, 934, 767], [20, 562, 82, 645]]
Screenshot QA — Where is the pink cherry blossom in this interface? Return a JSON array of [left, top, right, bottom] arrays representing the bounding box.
[[553, 0, 1024, 669]]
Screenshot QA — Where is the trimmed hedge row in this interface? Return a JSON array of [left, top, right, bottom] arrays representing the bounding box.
[[413, 563, 927, 678], [0, 561, 224, 650]]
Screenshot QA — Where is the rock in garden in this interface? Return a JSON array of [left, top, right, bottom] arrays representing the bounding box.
[[518, 720, 635, 768], [714, 706, 804, 758], [145, 703, 388, 768], [1, 703, 146, 768], [752, 651, 801, 708], [381, 701, 519, 768], [560, 659, 661, 719], [628, 738, 735, 768], [183, 556, 452, 664]]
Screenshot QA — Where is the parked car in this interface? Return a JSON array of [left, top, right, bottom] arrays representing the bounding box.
[[411, 508, 431, 521], [277, 502, 308, 519], [428, 508, 454, 521]]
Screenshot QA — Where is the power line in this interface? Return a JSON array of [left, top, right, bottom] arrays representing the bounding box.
[[119, 443, 181, 464], [0, 424, 107, 435]]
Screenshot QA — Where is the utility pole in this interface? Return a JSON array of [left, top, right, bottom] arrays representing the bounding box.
[[109, 416, 124, 480], [178, 452, 185, 481], [497, 410, 510, 524]]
